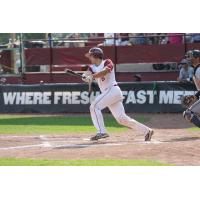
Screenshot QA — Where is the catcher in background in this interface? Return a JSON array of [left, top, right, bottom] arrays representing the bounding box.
[[183, 50, 200, 127]]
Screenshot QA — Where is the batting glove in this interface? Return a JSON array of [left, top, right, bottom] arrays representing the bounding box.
[[82, 74, 93, 83]]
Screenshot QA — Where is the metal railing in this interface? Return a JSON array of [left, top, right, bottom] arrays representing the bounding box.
[[21, 33, 190, 48], [0, 33, 199, 82]]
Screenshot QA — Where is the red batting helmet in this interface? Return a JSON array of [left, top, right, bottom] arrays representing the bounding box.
[[85, 47, 104, 59]]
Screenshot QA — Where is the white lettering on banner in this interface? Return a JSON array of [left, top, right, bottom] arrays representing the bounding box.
[[125, 90, 156, 104], [43, 92, 51, 104], [25, 92, 33, 104], [72, 92, 81, 104], [137, 90, 146, 104], [126, 91, 136, 104], [54, 91, 97, 104], [16, 92, 25, 105], [173, 91, 184, 104], [62, 92, 71, 104], [54, 92, 62, 104], [158, 90, 196, 104], [147, 91, 155, 104], [159, 91, 173, 104], [81, 91, 90, 104], [3, 92, 53, 105], [122, 91, 128, 98], [2, 90, 197, 106], [33, 92, 43, 104], [3, 92, 17, 105], [31, 92, 51, 105]]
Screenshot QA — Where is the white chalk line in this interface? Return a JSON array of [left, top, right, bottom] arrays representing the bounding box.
[[0, 135, 40, 139], [0, 135, 160, 143], [0, 135, 90, 141], [0, 137, 163, 151], [39, 135, 52, 147], [54, 142, 124, 149], [0, 142, 123, 150], [0, 144, 44, 150]]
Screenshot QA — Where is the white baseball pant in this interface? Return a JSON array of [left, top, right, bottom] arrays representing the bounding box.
[[90, 85, 150, 134]]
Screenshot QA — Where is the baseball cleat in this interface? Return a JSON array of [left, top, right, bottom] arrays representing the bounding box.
[[90, 133, 109, 141], [145, 129, 154, 141]]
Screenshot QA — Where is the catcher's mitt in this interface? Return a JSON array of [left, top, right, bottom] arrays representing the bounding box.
[[181, 95, 197, 108]]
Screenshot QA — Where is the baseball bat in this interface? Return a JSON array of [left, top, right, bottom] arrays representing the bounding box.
[[65, 69, 82, 78], [64, 68, 93, 96]]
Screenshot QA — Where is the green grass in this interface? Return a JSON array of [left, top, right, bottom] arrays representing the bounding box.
[[187, 127, 200, 132], [0, 114, 150, 135], [0, 158, 169, 166]]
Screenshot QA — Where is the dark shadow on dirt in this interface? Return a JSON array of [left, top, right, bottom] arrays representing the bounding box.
[[139, 113, 194, 129], [165, 136, 200, 142]]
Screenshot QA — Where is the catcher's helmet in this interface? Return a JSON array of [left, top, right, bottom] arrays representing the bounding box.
[[85, 47, 104, 59], [186, 49, 200, 59]]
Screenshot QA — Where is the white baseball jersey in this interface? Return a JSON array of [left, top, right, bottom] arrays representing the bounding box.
[[89, 59, 117, 92]]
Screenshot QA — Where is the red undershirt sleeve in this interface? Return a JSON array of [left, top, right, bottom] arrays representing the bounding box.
[[104, 59, 114, 72]]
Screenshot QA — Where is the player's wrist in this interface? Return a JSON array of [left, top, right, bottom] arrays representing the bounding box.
[[82, 73, 93, 83]]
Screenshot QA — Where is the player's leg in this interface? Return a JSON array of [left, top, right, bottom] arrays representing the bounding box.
[[90, 94, 107, 135], [89, 87, 112, 140], [183, 99, 200, 127], [108, 101, 154, 141], [89, 86, 123, 140]]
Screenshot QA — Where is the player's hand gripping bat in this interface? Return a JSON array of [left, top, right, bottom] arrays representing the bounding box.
[[65, 69, 92, 95]]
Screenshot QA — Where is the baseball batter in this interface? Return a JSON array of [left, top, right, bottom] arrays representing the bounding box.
[[82, 47, 154, 141], [183, 50, 200, 127]]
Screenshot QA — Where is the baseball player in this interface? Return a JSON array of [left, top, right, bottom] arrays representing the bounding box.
[[183, 49, 200, 127], [82, 47, 154, 141]]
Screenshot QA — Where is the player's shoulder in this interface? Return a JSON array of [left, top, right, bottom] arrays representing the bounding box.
[[104, 58, 113, 62], [104, 58, 113, 66], [103, 58, 114, 72], [104, 58, 112, 63]]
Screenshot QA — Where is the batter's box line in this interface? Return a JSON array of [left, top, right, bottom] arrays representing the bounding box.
[[83, 138, 162, 144], [0, 144, 45, 150], [135, 139, 163, 144], [0, 142, 123, 151], [0, 135, 41, 139], [39, 135, 51, 147], [0, 139, 162, 151]]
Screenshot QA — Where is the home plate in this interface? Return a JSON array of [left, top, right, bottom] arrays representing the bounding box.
[[131, 139, 162, 144], [143, 139, 162, 144], [83, 138, 90, 141]]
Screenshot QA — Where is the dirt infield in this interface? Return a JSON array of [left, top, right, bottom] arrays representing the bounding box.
[[0, 113, 199, 166]]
